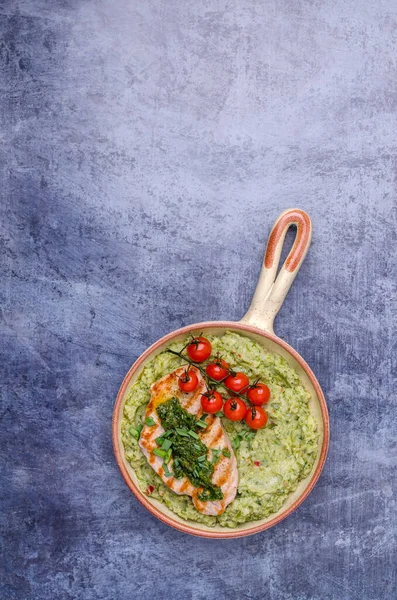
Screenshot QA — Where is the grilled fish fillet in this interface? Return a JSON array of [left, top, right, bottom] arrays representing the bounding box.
[[139, 366, 238, 516]]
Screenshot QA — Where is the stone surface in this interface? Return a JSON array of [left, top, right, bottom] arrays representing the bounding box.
[[1, 0, 397, 598]]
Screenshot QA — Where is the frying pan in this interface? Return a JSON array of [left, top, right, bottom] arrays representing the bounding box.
[[112, 208, 329, 538]]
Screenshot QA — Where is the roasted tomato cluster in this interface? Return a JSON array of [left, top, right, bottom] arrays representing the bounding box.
[[177, 336, 270, 430]]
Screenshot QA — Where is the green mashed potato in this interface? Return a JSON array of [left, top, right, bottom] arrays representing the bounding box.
[[121, 331, 319, 528]]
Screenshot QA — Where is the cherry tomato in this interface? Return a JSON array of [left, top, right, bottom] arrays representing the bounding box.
[[201, 391, 223, 413], [223, 397, 247, 422], [178, 368, 199, 392], [206, 358, 229, 381], [224, 372, 249, 393], [247, 382, 270, 405], [187, 336, 212, 362], [244, 406, 268, 429]]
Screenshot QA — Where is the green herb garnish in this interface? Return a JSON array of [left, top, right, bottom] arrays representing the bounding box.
[[161, 439, 172, 451], [145, 417, 156, 427], [211, 449, 221, 464], [232, 437, 240, 450], [156, 397, 223, 501], [215, 411, 223, 417], [222, 448, 231, 458], [175, 428, 190, 437], [196, 419, 208, 429], [163, 462, 173, 477], [129, 426, 140, 440], [153, 448, 167, 458], [245, 431, 256, 447]]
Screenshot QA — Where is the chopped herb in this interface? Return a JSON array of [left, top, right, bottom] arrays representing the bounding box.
[[196, 419, 208, 429], [198, 488, 220, 501], [137, 424, 143, 434], [232, 437, 240, 450], [157, 397, 196, 431], [145, 417, 156, 427], [155, 436, 165, 446], [161, 439, 172, 451], [165, 448, 172, 463], [222, 448, 231, 458], [188, 430, 200, 440], [129, 426, 140, 440], [211, 449, 221, 464], [237, 429, 252, 440], [163, 462, 173, 477], [246, 431, 256, 447], [153, 448, 167, 458], [162, 430, 173, 438], [197, 455, 207, 462], [175, 428, 190, 437], [215, 411, 223, 417]]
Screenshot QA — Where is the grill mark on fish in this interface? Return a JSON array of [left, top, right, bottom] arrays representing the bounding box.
[[140, 423, 162, 451], [183, 381, 206, 411], [213, 459, 230, 488], [212, 426, 224, 447], [201, 420, 222, 448], [179, 480, 192, 494]]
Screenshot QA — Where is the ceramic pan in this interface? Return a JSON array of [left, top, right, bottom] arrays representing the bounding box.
[[112, 208, 329, 538]]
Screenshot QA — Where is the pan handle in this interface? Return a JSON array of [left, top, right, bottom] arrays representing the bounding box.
[[240, 208, 312, 334]]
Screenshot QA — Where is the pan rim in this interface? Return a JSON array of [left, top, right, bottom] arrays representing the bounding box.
[[112, 320, 329, 539]]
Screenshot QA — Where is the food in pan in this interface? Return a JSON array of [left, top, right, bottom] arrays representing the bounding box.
[[121, 331, 319, 528]]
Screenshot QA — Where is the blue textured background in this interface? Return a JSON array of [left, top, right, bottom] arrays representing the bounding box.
[[1, 0, 396, 598]]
